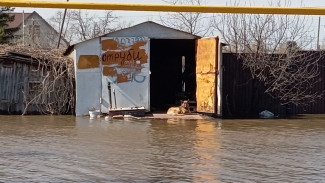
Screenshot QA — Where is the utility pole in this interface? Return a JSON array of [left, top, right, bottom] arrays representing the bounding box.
[[22, 10, 25, 45], [317, 16, 321, 50], [57, 0, 69, 49]]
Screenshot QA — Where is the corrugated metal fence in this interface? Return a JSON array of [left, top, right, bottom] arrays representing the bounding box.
[[222, 53, 325, 118]]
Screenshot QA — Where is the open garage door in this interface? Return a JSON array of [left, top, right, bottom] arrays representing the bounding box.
[[196, 37, 220, 115]]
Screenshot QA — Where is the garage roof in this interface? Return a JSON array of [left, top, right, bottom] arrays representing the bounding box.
[[64, 21, 200, 55]]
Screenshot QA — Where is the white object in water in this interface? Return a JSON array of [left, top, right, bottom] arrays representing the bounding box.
[[259, 110, 274, 119], [89, 110, 100, 119]]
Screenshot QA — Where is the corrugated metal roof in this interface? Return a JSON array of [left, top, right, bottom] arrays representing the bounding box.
[[64, 21, 200, 55], [103, 21, 200, 39]]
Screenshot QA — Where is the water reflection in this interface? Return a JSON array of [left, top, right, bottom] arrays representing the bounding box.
[[191, 120, 220, 182], [0, 115, 325, 182], [148, 119, 197, 182]]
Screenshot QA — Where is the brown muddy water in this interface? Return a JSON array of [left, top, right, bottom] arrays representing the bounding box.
[[0, 115, 325, 182]]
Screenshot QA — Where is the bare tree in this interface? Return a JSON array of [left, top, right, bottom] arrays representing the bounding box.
[[159, 0, 211, 36], [92, 10, 119, 37], [50, 10, 74, 43], [70, 10, 95, 40], [114, 20, 134, 31], [213, 11, 324, 107], [0, 44, 75, 115], [22, 53, 74, 115], [50, 10, 118, 43]]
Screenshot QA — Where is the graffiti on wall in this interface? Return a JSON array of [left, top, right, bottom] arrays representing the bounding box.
[[102, 39, 148, 83]]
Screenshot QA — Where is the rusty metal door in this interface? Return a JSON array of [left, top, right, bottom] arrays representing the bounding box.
[[196, 37, 219, 114], [100, 37, 150, 113]]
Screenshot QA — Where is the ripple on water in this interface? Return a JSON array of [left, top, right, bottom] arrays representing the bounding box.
[[0, 115, 325, 182]]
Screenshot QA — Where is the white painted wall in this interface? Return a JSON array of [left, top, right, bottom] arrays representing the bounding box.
[[74, 37, 150, 115], [75, 38, 101, 116], [72, 22, 198, 116], [101, 37, 150, 113]]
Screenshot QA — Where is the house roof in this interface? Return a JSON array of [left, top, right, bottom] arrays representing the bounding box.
[[64, 21, 200, 55], [5, 11, 69, 47], [7, 12, 33, 29]]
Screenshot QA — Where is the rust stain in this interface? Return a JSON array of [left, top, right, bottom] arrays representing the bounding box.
[[103, 67, 117, 76], [117, 73, 130, 83], [77, 55, 100, 69]]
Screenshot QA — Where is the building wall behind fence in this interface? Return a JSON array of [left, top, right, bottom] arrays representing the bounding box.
[[222, 53, 325, 118], [0, 60, 47, 114], [11, 13, 68, 49], [0, 61, 26, 114]]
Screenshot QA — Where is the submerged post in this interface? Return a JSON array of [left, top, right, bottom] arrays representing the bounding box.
[[107, 82, 112, 109], [113, 89, 117, 109]]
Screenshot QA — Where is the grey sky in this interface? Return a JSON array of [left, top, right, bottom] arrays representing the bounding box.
[[15, 0, 325, 21]]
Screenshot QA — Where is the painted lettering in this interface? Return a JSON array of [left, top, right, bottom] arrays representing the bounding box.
[[101, 39, 148, 83]]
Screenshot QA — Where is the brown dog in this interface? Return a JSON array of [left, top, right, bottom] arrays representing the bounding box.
[[167, 100, 190, 116]]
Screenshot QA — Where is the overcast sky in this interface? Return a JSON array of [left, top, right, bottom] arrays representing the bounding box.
[[13, 0, 325, 46], [15, 0, 325, 21]]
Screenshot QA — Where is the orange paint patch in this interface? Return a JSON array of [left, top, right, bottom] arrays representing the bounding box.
[[131, 41, 147, 49], [117, 73, 130, 83], [102, 39, 119, 51], [102, 40, 148, 66], [117, 65, 142, 72], [101, 39, 148, 84], [103, 67, 117, 76], [130, 41, 148, 65], [78, 55, 100, 69]]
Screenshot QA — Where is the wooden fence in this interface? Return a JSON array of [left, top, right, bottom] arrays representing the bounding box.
[[222, 53, 325, 118]]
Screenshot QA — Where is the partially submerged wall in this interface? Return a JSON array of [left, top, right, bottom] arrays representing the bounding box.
[[75, 38, 102, 116], [75, 37, 150, 116]]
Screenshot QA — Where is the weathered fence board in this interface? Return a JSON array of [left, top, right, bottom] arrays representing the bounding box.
[[222, 53, 325, 118]]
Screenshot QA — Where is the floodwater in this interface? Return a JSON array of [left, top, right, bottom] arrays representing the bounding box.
[[0, 115, 325, 183]]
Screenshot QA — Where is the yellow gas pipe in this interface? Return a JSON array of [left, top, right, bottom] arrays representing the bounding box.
[[0, 0, 325, 15]]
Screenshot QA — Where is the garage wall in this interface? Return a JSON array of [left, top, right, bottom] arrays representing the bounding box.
[[74, 38, 101, 116], [101, 37, 150, 113]]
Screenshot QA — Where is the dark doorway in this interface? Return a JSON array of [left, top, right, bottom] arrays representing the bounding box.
[[150, 39, 196, 111]]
